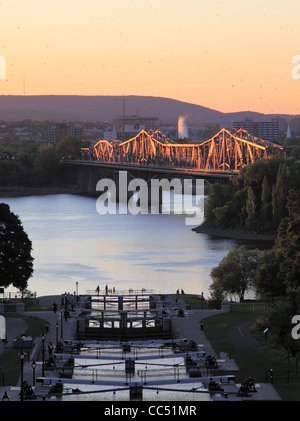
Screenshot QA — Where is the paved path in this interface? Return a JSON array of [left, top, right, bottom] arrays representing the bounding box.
[[227, 317, 261, 350]]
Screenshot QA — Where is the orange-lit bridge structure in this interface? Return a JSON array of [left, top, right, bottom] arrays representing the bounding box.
[[91, 128, 284, 174], [62, 128, 285, 195]]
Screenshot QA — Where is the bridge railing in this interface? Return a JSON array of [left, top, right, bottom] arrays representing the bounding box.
[[84, 288, 155, 296]]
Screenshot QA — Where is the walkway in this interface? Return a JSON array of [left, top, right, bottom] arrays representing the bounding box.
[[0, 295, 281, 401]]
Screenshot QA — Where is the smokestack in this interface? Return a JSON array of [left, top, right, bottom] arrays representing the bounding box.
[[178, 115, 188, 139]]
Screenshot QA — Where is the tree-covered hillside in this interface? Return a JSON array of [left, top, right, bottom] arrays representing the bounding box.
[[204, 153, 300, 234]]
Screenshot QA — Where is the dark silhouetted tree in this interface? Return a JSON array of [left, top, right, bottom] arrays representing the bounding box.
[[0, 204, 34, 290]]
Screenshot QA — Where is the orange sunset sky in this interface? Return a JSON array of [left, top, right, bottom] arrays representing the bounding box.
[[1, 0, 300, 115]]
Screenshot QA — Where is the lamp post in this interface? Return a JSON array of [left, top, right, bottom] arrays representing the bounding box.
[[60, 308, 63, 340], [41, 333, 46, 377], [56, 322, 59, 347], [18, 350, 26, 401], [31, 360, 36, 387]]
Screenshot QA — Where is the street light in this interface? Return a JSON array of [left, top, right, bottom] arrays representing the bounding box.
[[60, 308, 63, 340], [41, 333, 46, 377], [18, 350, 26, 401], [31, 360, 36, 386], [56, 322, 59, 347]]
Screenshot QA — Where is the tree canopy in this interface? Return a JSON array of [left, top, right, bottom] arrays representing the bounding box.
[[276, 188, 300, 289], [0, 203, 34, 290], [0, 134, 83, 188], [204, 155, 300, 233], [265, 287, 300, 357], [210, 246, 261, 301]]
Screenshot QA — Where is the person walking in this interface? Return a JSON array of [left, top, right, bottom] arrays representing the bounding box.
[[52, 302, 57, 314]]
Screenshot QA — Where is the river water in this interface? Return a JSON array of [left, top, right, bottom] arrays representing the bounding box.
[[0, 193, 240, 298]]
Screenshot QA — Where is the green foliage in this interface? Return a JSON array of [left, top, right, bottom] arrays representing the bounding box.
[[285, 137, 300, 160], [204, 156, 300, 233], [275, 189, 300, 288], [210, 246, 262, 301], [265, 288, 300, 357], [204, 183, 232, 226], [253, 249, 286, 300], [245, 186, 256, 229], [56, 135, 82, 160], [0, 134, 82, 188]]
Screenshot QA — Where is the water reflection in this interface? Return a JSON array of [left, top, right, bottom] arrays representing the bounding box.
[[0, 194, 238, 297], [58, 345, 211, 402]]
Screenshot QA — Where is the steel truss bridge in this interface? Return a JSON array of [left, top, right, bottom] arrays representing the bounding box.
[[91, 128, 285, 174]]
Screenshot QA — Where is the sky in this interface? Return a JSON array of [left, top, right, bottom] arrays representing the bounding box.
[[0, 0, 300, 115]]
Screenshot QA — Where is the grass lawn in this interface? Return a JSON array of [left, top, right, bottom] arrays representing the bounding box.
[[194, 301, 300, 401], [0, 314, 48, 386]]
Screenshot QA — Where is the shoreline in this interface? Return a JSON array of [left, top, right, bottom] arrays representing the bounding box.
[[0, 186, 81, 198], [192, 224, 276, 242]]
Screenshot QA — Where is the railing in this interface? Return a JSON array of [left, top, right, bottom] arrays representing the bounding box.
[[265, 368, 300, 385], [85, 289, 155, 296], [0, 290, 25, 300]]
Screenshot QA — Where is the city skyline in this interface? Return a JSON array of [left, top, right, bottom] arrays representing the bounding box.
[[0, 0, 300, 115]]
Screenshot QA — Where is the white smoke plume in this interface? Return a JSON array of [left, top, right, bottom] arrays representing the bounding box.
[[178, 115, 189, 139]]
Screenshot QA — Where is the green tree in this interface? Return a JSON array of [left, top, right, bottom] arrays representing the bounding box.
[[253, 249, 285, 301], [202, 156, 288, 233], [284, 137, 300, 160], [210, 246, 262, 301], [213, 188, 248, 228], [0, 204, 34, 290], [56, 135, 82, 160], [245, 186, 256, 229], [266, 287, 300, 357], [34, 144, 59, 185], [259, 175, 273, 230], [276, 189, 300, 288], [272, 163, 288, 226], [204, 183, 231, 226]]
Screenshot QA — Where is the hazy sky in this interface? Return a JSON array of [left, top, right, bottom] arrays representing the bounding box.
[[1, 0, 300, 114]]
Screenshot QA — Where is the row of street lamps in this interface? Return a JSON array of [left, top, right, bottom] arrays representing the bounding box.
[[2, 310, 66, 401]]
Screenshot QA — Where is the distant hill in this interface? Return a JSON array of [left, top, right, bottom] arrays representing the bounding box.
[[0, 95, 297, 124]]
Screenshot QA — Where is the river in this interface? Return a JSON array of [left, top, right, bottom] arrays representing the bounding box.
[[1, 193, 247, 298]]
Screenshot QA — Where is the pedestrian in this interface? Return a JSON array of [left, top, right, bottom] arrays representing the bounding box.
[[64, 309, 69, 321], [96, 285, 100, 295], [52, 302, 57, 314], [48, 342, 54, 356]]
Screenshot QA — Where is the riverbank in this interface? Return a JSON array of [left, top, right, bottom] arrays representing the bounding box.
[[192, 224, 276, 243], [0, 185, 81, 198]]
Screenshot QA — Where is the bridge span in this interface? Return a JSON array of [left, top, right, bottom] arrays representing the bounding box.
[[59, 160, 233, 196], [60, 128, 284, 196]]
